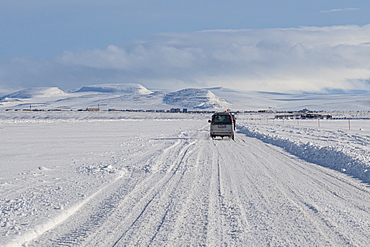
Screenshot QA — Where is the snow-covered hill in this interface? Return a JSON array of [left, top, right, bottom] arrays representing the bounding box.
[[163, 88, 231, 109], [0, 84, 233, 111], [0, 87, 66, 100], [208, 87, 370, 111], [76, 83, 153, 95], [1, 83, 370, 111]]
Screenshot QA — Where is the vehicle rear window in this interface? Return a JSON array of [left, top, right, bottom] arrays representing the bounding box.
[[212, 115, 232, 124]]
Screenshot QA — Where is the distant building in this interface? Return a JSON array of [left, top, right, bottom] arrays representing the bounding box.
[[170, 108, 181, 113], [275, 113, 332, 119], [86, 108, 100, 111]]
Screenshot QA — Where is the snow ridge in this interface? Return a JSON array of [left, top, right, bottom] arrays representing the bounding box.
[[238, 125, 370, 184]]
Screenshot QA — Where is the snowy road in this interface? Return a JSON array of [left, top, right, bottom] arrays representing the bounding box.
[[1, 114, 370, 246]]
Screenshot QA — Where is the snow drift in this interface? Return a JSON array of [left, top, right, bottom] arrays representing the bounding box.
[[237, 122, 370, 184]]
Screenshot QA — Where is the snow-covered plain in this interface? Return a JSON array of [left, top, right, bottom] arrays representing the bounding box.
[[1, 111, 369, 246]]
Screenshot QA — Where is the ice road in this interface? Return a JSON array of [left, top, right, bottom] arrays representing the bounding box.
[[1, 113, 369, 246]]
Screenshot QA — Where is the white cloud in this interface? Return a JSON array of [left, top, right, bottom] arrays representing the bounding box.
[[2, 25, 370, 93], [321, 8, 360, 13]]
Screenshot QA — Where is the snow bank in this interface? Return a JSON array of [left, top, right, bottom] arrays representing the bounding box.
[[238, 122, 370, 184]]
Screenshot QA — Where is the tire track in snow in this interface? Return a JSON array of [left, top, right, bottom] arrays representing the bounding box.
[[5, 169, 126, 247], [108, 128, 216, 246], [25, 135, 192, 247], [24, 124, 370, 246], [65, 135, 199, 246], [212, 140, 257, 245], [230, 139, 338, 245], [230, 135, 370, 246], [162, 140, 217, 245], [111, 140, 197, 246], [251, 141, 370, 246]]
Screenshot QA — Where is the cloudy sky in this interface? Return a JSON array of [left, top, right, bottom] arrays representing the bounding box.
[[1, 0, 370, 94]]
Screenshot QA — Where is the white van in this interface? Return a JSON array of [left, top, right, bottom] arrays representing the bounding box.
[[208, 112, 235, 140]]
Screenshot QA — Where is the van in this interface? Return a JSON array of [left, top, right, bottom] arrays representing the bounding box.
[[208, 112, 235, 140]]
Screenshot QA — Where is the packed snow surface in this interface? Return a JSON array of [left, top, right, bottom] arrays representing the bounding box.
[[1, 112, 369, 246]]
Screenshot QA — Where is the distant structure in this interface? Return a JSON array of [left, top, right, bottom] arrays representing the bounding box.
[[86, 108, 100, 111], [275, 112, 332, 119], [169, 108, 180, 113]]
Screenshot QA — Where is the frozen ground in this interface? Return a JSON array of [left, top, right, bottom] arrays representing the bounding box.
[[1, 112, 369, 246]]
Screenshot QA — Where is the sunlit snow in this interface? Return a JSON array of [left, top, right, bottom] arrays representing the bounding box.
[[0, 86, 369, 246]]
